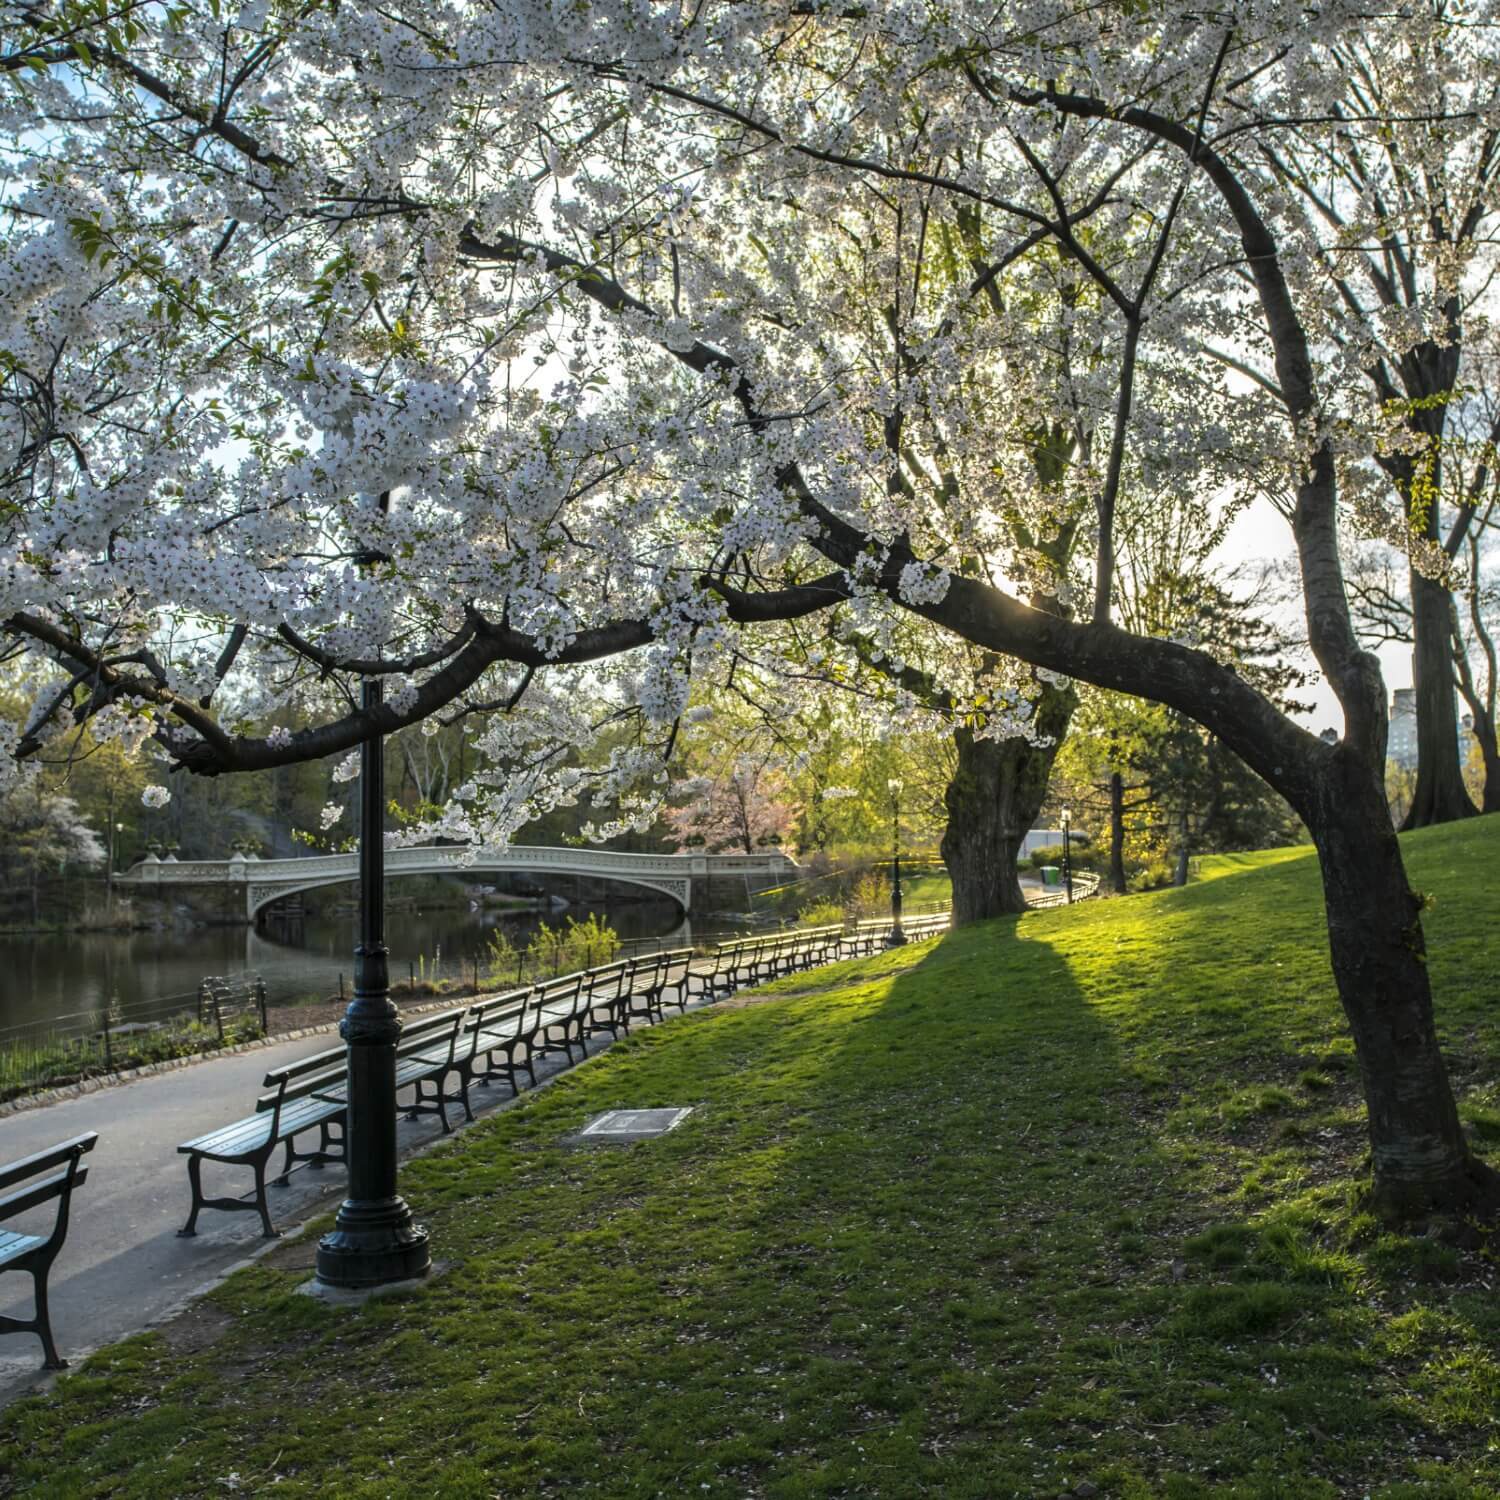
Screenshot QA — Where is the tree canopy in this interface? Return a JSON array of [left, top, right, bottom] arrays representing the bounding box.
[[5, 0, 1500, 1212]]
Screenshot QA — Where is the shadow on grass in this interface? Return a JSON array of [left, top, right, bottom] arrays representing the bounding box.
[[3, 893, 1498, 1499]]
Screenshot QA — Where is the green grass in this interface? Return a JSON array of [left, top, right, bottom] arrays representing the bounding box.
[[899, 870, 953, 906], [1194, 845, 1317, 882], [3, 817, 1498, 1499]]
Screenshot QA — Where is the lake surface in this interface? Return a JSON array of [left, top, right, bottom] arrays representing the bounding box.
[[0, 898, 728, 1042]]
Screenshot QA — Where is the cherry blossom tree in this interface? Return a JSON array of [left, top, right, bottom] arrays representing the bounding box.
[[663, 757, 795, 855], [1242, 16, 1500, 827], [4, 0, 1498, 1214]]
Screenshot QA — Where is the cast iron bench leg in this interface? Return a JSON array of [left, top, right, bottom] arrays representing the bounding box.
[[178, 1154, 205, 1238], [0, 1265, 66, 1370], [33, 1267, 63, 1370], [255, 1165, 279, 1238]]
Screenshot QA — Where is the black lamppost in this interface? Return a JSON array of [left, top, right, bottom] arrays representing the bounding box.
[[887, 776, 907, 946], [1061, 806, 1074, 905], [316, 494, 431, 1289], [315, 677, 431, 1289], [105, 782, 122, 918]]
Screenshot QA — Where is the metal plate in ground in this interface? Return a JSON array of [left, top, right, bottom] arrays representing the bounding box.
[[575, 1107, 693, 1143]]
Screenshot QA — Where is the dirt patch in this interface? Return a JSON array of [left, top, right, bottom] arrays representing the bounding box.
[[263, 1000, 349, 1035], [259, 1233, 327, 1276], [713, 984, 841, 1010], [156, 1299, 237, 1358]]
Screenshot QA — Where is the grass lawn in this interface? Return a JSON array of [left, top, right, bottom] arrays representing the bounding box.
[[898, 870, 952, 907], [3, 818, 1498, 1499], [749, 865, 953, 920]]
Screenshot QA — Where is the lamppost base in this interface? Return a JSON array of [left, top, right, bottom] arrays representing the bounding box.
[[315, 1199, 430, 1289], [886, 926, 908, 947]]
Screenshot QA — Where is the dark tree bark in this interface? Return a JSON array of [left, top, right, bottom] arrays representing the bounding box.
[[939, 679, 1074, 924], [1108, 771, 1127, 894], [1451, 588, 1500, 814], [1402, 566, 1479, 828], [1471, 717, 1500, 814], [1305, 748, 1495, 1216]]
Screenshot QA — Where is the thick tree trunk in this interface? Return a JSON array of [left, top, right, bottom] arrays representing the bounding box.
[[1403, 569, 1478, 828], [1307, 749, 1499, 1217], [1453, 681, 1499, 813], [940, 682, 1074, 924], [1108, 771, 1127, 895], [1477, 725, 1500, 815]]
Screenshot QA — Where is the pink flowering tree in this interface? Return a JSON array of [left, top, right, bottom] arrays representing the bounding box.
[[664, 761, 796, 855]]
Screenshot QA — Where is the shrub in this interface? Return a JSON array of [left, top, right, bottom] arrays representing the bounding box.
[[526, 913, 622, 977], [797, 900, 844, 927], [1029, 842, 1098, 872], [849, 871, 889, 917]]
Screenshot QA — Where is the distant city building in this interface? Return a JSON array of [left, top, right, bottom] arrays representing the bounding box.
[[1387, 688, 1477, 772], [1389, 688, 1419, 770], [1022, 828, 1067, 855]]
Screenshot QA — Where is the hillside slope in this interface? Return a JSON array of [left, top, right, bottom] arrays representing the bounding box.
[[3, 816, 1497, 1499]]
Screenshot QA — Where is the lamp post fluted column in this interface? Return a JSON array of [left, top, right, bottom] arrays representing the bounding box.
[[887, 777, 906, 947], [315, 678, 430, 1289], [1062, 806, 1074, 906]]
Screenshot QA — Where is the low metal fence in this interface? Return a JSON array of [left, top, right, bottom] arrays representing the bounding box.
[[1027, 871, 1103, 909], [0, 974, 268, 1103]]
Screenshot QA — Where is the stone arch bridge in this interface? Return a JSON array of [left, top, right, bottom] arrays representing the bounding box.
[[118, 845, 799, 922]]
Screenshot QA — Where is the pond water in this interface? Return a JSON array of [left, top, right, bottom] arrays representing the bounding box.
[[0, 897, 728, 1041]]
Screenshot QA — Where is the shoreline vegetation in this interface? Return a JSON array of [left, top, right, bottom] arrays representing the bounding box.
[[0, 912, 630, 1105]]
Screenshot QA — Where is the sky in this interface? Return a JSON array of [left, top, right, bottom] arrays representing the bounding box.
[[1222, 499, 1411, 735]]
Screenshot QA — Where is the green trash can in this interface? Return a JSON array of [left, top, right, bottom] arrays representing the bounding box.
[[1039, 866, 1061, 888]]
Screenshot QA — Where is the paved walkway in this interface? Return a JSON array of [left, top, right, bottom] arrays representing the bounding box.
[[0, 1005, 632, 1408]]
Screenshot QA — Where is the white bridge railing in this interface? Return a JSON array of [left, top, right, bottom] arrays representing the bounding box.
[[118, 844, 800, 919]]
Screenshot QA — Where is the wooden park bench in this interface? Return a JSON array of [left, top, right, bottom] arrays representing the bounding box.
[[840, 918, 894, 958], [902, 912, 952, 941], [795, 924, 846, 969], [277, 1007, 473, 1134], [469, 987, 540, 1094], [178, 1049, 349, 1239], [531, 970, 592, 1065], [633, 947, 694, 1022], [0, 1133, 98, 1369], [687, 937, 753, 1000], [580, 959, 633, 1041], [177, 1007, 467, 1238]]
